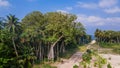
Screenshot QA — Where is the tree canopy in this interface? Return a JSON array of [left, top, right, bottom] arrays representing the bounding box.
[[0, 11, 91, 68]]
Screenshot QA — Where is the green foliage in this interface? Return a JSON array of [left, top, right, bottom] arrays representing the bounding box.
[[81, 49, 93, 64], [82, 53, 92, 63], [73, 65, 79, 68], [107, 63, 112, 68], [0, 15, 35, 68], [80, 61, 87, 68], [99, 42, 120, 54], [0, 11, 88, 68], [79, 45, 87, 52], [100, 42, 120, 48], [95, 29, 120, 43], [44, 12, 77, 43], [40, 64, 57, 68], [94, 62, 97, 67], [80, 49, 107, 68], [0, 17, 6, 30], [100, 58, 107, 64]]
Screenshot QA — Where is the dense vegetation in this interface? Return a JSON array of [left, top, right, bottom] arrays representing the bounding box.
[[95, 29, 120, 43], [95, 29, 120, 54], [0, 11, 91, 68]]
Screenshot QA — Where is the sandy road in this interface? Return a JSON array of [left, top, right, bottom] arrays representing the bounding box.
[[57, 52, 82, 68], [57, 40, 96, 68], [101, 54, 120, 68]]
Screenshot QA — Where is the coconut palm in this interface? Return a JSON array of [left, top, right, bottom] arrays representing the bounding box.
[[5, 14, 20, 57], [95, 29, 120, 43], [0, 17, 6, 30]]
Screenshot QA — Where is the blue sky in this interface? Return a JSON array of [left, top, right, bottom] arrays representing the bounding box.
[[0, 0, 120, 35]]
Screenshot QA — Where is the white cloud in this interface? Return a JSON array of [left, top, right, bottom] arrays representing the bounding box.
[[104, 7, 120, 13], [76, 2, 98, 9], [66, 7, 73, 11], [76, 14, 104, 26], [0, 0, 10, 7], [56, 7, 72, 14], [76, 0, 120, 14], [56, 10, 69, 14], [77, 0, 118, 9], [99, 0, 118, 8], [76, 14, 120, 26]]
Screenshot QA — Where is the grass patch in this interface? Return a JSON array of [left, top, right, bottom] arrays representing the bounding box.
[[100, 42, 120, 48], [78, 45, 87, 52], [88, 42, 120, 54], [113, 48, 120, 54], [99, 42, 120, 54]]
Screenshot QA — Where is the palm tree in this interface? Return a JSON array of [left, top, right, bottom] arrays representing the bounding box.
[[5, 14, 20, 57], [0, 17, 3, 29], [0, 17, 6, 30], [95, 29, 101, 42]]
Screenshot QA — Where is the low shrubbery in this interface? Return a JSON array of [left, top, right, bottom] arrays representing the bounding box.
[[73, 65, 79, 68], [80, 49, 107, 68]]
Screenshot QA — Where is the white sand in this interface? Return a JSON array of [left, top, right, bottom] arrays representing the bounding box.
[[101, 54, 120, 68], [90, 40, 96, 44]]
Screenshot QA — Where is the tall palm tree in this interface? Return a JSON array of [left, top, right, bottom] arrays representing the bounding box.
[[5, 14, 20, 57]]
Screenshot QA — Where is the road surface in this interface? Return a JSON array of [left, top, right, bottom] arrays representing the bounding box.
[[57, 40, 96, 68]]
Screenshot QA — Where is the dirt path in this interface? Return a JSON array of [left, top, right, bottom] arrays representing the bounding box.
[[57, 52, 82, 68], [57, 40, 96, 68]]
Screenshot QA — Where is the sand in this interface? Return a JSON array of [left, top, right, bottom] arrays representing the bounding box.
[[101, 54, 120, 68]]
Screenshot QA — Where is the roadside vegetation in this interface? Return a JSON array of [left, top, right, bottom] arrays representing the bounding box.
[[73, 47, 108, 68], [79, 49, 107, 68]]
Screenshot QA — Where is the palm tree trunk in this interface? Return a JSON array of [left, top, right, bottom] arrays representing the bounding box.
[[12, 37, 18, 57], [117, 37, 119, 43], [60, 41, 64, 53], [38, 41, 42, 60], [57, 43, 59, 60], [62, 42, 65, 53]]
